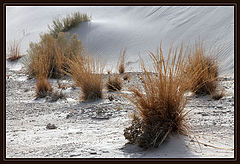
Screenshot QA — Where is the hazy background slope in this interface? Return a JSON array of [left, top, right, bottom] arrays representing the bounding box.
[[6, 6, 234, 75]]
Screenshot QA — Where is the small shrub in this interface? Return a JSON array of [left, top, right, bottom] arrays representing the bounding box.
[[7, 40, 23, 61], [106, 74, 122, 92], [117, 49, 126, 74], [185, 42, 219, 96], [25, 32, 84, 79], [36, 77, 52, 98], [64, 55, 104, 101], [123, 44, 194, 149], [48, 12, 90, 38]]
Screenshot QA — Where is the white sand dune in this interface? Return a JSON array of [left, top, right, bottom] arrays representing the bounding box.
[[6, 6, 234, 75]]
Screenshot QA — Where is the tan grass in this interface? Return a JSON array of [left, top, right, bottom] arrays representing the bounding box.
[[64, 54, 105, 101], [117, 49, 126, 74], [106, 74, 123, 92], [185, 42, 219, 95], [7, 40, 22, 61], [123, 44, 199, 149], [25, 32, 84, 79], [36, 77, 52, 98]]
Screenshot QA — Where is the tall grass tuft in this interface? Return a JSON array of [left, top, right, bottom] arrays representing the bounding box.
[[185, 42, 219, 96], [106, 74, 123, 92], [117, 49, 126, 74], [123, 44, 198, 149], [64, 55, 105, 101], [7, 40, 23, 61], [48, 12, 90, 38], [24, 32, 84, 79]]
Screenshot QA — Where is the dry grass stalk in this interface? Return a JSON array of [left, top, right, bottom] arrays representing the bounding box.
[[106, 74, 123, 92], [185, 42, 219, 96], [124, 44, 198, 149], [64, 54, 105, 101], [7, 40, 23, 61], [117, 49, 126, 74]]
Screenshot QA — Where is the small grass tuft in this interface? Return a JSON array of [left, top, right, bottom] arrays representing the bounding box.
[[106, 74, 123, 92], [185, 42, 219, 96], [117, 49, 126, 74], [36, 77, 52, 98], [64, 54, 105, 101], [48, 12, 90, 38], [7, 40, 23, 62]]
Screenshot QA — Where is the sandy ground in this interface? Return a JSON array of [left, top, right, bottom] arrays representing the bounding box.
[[5, 61, 234, 158]]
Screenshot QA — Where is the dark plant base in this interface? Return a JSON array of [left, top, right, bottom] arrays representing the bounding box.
[[124, 116, 172, 150]]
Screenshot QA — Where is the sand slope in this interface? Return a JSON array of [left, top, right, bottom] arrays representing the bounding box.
[[6, 6, 234, 74]]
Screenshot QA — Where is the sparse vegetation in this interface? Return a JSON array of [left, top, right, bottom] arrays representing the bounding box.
[[7, 40, 23, 61], [123, 44, 198, 149], [48, 12, 90, 38], [64, 54, 105, 101], [106, 74, 123, 92], [25, 32, 84, 79], [36, 77, 52, 98], [185, 42, 219, 96], [117, 49, 126, 74]]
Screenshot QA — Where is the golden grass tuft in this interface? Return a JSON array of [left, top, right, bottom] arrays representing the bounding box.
[[117, 49, 126, 74], [48, 12, 91, 38], [25, 32, 84, 79], [123, 44, 198, 149], [64, 54, 105, 101], [185, 42, 219, 96], [36, 77, 52, 98], [106, 74, 123, 92], [7, 40, 23, 61]]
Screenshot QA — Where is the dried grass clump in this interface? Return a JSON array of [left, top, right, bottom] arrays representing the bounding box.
[[7, 40, 23, 61], [124, 44, 195, 149], [185, 42, 219, 96], [117, 49, 126, 74], [48, 12, 90, 38], [64, 55, 104, 101], [106, 74, 123, 92], [36, 77, 52, 98], [25, 32, 84, 79]]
